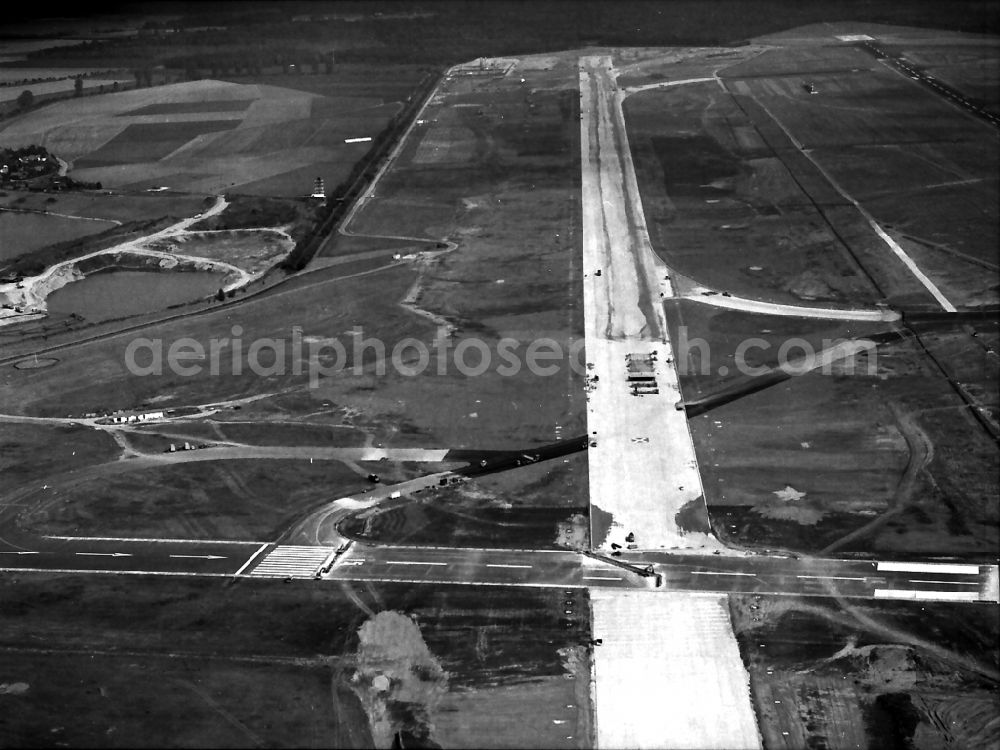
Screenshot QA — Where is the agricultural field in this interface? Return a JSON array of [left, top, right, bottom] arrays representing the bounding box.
[[0, 77, 411, 196]]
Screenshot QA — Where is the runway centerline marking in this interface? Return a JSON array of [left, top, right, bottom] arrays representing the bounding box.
[[796, 575, 867, 581], [691, 571, 756, 577], [387, 561, 448, 566], [908, 579, 979, 586], [46, 535, 265, 545], [485, 564, 532, 569]]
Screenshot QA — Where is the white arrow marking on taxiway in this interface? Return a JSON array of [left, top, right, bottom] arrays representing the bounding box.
[[76, 552, 132, 557]]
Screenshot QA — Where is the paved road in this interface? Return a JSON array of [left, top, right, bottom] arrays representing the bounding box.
[[2, 532, 993, 602]]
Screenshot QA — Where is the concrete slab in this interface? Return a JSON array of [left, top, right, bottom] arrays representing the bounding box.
[[590, 590, 762, 750]]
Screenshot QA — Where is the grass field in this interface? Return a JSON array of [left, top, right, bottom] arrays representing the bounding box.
[[629, 30, 998, 558], [342, 452, 590, 549], [625, 82, 885, 308], [0, 574, 592, 748], [0, 263, 433, 418], [720, 33, 999, 306], [18, 458, 367, 540], [0, 191, 209, 224], [0, 421, 119, 486], [0, 210, 116, 261]]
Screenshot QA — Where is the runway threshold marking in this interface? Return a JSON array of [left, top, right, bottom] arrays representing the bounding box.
[[877, 561, 980, 575], [233, 543, 270, 576], [874, 588, 981, 602]]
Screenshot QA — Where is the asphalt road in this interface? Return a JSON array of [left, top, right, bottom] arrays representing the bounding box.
[[1, 532, 992, 602]]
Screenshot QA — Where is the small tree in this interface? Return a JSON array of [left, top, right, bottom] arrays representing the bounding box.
[[215, 288, 225, 302], [16, 90, 34, 109], [74, 77, 83, 97]]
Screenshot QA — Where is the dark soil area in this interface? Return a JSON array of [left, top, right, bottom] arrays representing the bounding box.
[[0, 574, 591, 747], [730, 594, 1000, 749]]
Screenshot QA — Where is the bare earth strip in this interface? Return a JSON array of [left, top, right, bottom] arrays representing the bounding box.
[[590, 590, 761, 749], [579, 55, 720, 553]]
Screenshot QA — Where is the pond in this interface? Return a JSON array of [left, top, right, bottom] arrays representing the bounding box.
[[47, 269, 225, 322]]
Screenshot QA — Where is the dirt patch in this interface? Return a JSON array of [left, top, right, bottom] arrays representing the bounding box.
[[350, 610, 449, 748], [730, 594, 1000, 749]]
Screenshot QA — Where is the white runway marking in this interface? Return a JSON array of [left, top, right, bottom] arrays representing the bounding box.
[[46, 535, 265, 544], [692, 571, 756, 577], [877, 561, 980, 575], [0, 567, 233, 578], [874, 588, 981, 602], [908, 579, 979, 586], [75, 552, 132, 557], [248, 545, 334, 578], [233, 543, 270, 577], [387, 560, 448, 566]]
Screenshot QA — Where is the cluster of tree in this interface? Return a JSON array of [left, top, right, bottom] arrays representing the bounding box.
[[21, 0, 1000, 74], [1, 143, 50, 161], [29, 0, 1000, 70]]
